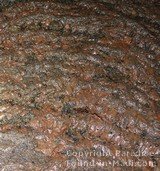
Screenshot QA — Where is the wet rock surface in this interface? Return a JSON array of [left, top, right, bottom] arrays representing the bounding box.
[[0, 0, 160, 170]]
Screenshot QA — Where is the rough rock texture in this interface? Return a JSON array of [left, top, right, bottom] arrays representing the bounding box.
[[0, 0, 160, 170]]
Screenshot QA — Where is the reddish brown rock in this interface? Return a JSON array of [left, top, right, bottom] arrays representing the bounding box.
[[0, 0, 159, 170]]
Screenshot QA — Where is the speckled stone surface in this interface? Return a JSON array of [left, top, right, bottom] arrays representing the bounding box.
[[0, 0, 159, 170]]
